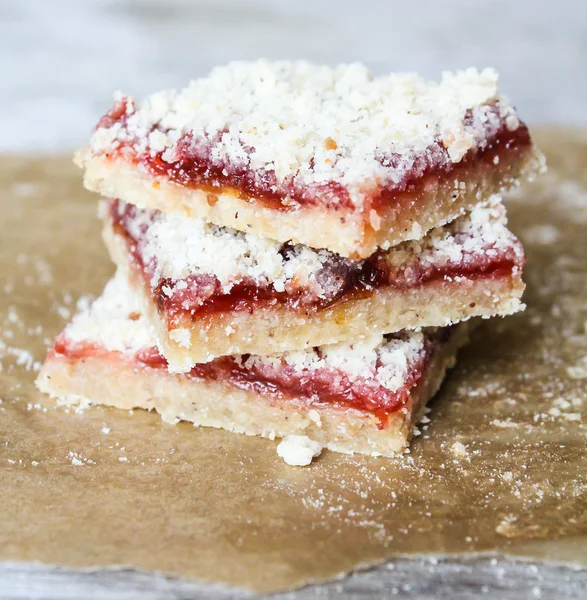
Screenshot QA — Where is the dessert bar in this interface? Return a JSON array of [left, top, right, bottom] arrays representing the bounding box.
[[102, 196, 524, 371], [75, 61, 544, 259], [36, 273, 471, 457]]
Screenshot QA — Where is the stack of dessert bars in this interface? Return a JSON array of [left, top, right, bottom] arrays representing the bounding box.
[[37, 61, 544, 462]]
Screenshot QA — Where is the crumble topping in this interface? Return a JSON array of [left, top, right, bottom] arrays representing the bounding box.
[[108, 195, 522, 306], [385, 197, 525, 282], [62, 272, 156, 354], [90, 61, 521, 208], [109, 200, 338, 299], [242, 332, 425, 394]]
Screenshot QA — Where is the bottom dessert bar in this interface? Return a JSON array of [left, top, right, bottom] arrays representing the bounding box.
[[36, 272, 471, 457]]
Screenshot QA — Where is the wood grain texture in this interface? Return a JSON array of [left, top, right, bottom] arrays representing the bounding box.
[[1, 557, 586, 599]]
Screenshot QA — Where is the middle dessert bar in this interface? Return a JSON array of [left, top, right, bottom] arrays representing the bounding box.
[[102, 196, 524, 372]]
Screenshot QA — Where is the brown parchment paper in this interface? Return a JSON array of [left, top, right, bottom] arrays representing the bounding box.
[[0, 129, 586, 594]]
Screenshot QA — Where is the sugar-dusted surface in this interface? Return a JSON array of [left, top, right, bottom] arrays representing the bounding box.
[[87, 61, 529, 211], [109, 196, 524, 318]]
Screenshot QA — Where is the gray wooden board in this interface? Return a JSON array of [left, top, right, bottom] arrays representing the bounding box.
[[1, 556, 586, 599]]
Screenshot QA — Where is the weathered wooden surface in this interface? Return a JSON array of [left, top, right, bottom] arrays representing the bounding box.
[[1, 556, 586, 599]]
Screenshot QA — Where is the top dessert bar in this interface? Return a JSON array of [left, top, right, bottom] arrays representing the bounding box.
[[75, 61, 544, 258]]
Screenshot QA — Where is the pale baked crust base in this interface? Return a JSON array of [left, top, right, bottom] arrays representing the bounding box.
[[35, 324, 470, 457], [103, 219, 524, 372], [76, 145, 544, 259]]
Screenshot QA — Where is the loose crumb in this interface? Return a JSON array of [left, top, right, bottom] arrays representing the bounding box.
[[68, 451, 95, 466], [451, 441, 469, 459], [276, 435, 323, 466], [566, 360, 587, 379]]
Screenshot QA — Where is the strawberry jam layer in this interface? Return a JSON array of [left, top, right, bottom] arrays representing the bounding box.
[[108, 199, 524, 326], [97, 98, 531, 212], [52, 329, 445, 427]]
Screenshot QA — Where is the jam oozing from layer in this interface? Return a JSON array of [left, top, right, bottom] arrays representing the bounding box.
[[53, 330, 441, 428], [108, 199, 524, 325], [97, 98, 531, 212]]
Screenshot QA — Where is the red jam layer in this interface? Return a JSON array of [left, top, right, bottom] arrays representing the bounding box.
[[97, 98, 532, 213], [108, 199, 523, 326], [52, 329, 442, 428]]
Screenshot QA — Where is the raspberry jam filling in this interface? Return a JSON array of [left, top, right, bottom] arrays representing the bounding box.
[[108, 199, 524, 326], [52, 329, 443, 427], [96, 98, 531, 212]]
